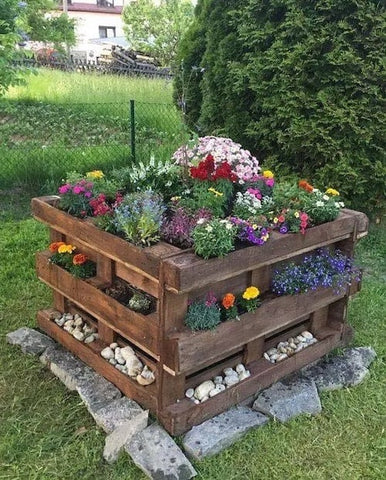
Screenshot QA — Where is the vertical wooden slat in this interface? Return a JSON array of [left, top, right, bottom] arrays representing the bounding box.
[[53, 291, 66, 312], [96, 254, 114, 285], [98, 322, 115, 345], [250, 265, 271, 294], [243, 337, 265, 365], [310, 306, 329, 334]]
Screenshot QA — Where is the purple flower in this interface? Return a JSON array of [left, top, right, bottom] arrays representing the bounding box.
[[58, 184, 71, 194], [266, 178, 275, 187], [279, 224, 288, 234], [84, 191, 92, 198]]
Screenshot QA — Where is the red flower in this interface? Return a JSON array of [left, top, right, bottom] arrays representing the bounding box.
[[73, 253, 88, 265], [299, 180, 314, 193], [49, 242, 65, 252], [213, 161, 237, 182], [222, 293, 236, 309]]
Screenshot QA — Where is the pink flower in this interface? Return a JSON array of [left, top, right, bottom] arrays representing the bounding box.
[[247, 188, 262, 200], [266, 178, 275, 187], [72, 186, 82, 194], [300, 212, 308, 221], [84, 191, 92, 198], [58, 184, 71, 194]]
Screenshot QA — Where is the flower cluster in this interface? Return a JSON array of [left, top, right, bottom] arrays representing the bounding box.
[[192, 218, 237, 259], [173, 136, 260, 183], [272, 210, 309, 235], [89, 192, 123, 232], [185, 287, 261, 331], [49, 242, 96, 278], [58, 179, 94, 218], [230, 217, 270, 245], [190, 155, 238, 182], [161, 207, 212, 248], [271, 248, 361, 296], [233, 191, 262, 219]]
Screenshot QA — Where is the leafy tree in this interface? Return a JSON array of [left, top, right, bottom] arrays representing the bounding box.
[[176, 0, 386, 216], [122, 0, 194, 66]]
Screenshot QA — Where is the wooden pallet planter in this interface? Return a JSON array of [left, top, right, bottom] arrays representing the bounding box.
[[32, 196, 368, 435]]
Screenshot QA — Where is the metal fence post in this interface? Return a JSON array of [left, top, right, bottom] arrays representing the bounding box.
[[130, 99, 136, 163]]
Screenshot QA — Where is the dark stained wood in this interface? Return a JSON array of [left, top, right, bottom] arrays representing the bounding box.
[[159, 331, 343, 435], [310, 306, 329, 334], [243, 337, 264, 365], [115, 262, 159, 299], [36, 251, 160, 359], [98, 322, 115, 344]]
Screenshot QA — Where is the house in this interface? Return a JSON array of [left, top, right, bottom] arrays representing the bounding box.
[[57, 1, 129, 47]]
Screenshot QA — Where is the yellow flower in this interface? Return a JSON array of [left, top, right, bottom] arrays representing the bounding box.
[[171, 196, 181, 202], [242, 286, 260, 300], [58, 244, 76, 254], [294, 211, 299, 218], [326, 188, 339, 196], [208, 187, 223, 197], [252, 224, 258, 229], [86, 170, 104, 179], [263, 170, 274, 179], [273, 217, 278, 223]]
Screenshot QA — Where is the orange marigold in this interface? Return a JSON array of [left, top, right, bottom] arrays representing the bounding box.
[[73, 253, 88, 265], [222, 293, 235, 309], [298, 179, 313, 193], [49, 241, 65, 252]]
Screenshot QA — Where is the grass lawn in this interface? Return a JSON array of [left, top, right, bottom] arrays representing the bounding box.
[[0, 69, 183, 192], [0, 192, 385, 479]]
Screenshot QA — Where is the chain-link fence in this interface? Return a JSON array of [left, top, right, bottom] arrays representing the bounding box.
[[0, 99, 183, 193]]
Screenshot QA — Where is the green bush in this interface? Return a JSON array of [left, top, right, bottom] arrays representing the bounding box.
[[177, 0, 386, 217]]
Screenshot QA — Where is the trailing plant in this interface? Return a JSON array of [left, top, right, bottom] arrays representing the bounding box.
[[114, 190, 166, 246], [192, 217, 237, 258], [230, 217, 270, 245], [271, 248, 361, 296]]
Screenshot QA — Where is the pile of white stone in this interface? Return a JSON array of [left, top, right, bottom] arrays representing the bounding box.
[[263, 330, 317, 363], [185, 363, 251, 404], [51, 312, 98, 344], [101, 343, 155, 386]]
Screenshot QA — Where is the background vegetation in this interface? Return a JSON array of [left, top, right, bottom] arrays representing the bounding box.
[[177, 0, 386, 217]]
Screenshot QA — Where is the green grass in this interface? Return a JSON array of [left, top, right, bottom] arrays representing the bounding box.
[[1, 69, 183, 192], [0, 193, 385, 479]]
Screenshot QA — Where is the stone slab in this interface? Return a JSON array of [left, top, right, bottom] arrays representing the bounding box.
[[103, 410, 149, 463], [77, 376, 122, 413], [182, 406, 269, 460], [253, 375, 321, 422], [91, 397, 144, 434], [125, 423, 197, 480], [40, 345, 97, 391], [6, 327, 55, 355], [302, 346, 376, 392]]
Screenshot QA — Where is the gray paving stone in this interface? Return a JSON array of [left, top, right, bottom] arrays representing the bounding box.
[[125, 423, 197, 480], [40, 345, 96, 391], [77, 376, 122, 413], [253, 375, 321, 422], [6, 327, 55, 355], [302, 346, 376, 392], [182, 406, 269, 460], [103, 410, 149, 463], [91, 397, 144, 434]]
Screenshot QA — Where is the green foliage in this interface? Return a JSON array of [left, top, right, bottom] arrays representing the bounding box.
[[122, 0, 194, 66], [185, 301, 221, 330], [128, 292, 152, 314], [179, 0, 386, 216], [192, 217, 237, 258], [181, 178, 234, 217]]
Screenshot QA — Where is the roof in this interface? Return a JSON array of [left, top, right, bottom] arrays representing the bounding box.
[[57, 3, 123, 14]]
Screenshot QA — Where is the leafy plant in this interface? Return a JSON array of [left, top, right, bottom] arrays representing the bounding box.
[[185, 295, 221, 331], [180, 178, 234, 217], [192, 217, 237, 259], [114, 190, 166, 246], [48, 242, 96, 279], [128, 292, 152, 314]]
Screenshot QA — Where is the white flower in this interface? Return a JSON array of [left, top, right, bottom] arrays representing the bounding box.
[[225, 223, 233, 230], [206, 225, 213, 232], [316, 201, 325, 207], [312, 188, 320, 193], [323, 195, 329, 201], [196, 218, 206, 225], [339, 202, 345, 207]]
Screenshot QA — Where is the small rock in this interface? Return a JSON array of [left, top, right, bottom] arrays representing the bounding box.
[[63, 326, 74, 334], [209, 387, 222, 398], [224, 375, 239, 387], [49, 310, 62, 320], [84, 334, 96, 344], [294, 337, 301, 345], [267, 348, 278, 356], [277, 341, 288, 348], [83, 325, 95, 335], [74, 313, 82, 320], [309, 338, 318, 345], [235, 364, 246, 374], [270, 354, 279, 361], [64, 313, 74, 320], [64, 319, 74, 328], [302, 331, 314, 340], [223, 367, 236, 376], [296, 335, 306, 343], [54, 317, 66, 327], [101, 347, 115, 360], [194, 380, 215, 401], [216, 384, 226, 392], [185, 388, 194, 399], [279, 346, 287, 354], [115, 351, 126, 365], [200, 396, 209, 403], [288, 337, 294, 344], [213, 376, 223, 385], [72, 330, 85, 342], [295, 344, 306, 353], [115, 364, 125, 372], [263, 353, 270, 361], [238, 370, 251, 381], [289, 342, 297, 350], [194, 399, 200, 405], [109, 358, 117, 365], [110, 342, 119, 350], [276, 354, 288, 362], [74, 317, 84, 327]]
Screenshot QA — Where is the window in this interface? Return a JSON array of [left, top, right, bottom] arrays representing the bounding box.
[[97, 0, 114, 7], [99, 26, 116, 38]]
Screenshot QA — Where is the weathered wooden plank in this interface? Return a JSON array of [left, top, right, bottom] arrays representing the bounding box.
[[163, 211, 365, 293], [165, 286, 353, 374], [115, 262, 159, 299], [36, 251, 160, 359], [159, 331, 343, 435], [37, 310, 157, 412]]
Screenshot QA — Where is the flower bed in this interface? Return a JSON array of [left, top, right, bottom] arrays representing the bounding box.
[[32, 136, 368, 435]]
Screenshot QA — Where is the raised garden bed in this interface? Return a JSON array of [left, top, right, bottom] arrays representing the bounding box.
[[32, 195, 368, 435]]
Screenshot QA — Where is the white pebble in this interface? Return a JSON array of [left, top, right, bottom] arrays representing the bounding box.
[[74, 318, 83, 328], [277, 354, 288, 362], [84, 334, 95, 344], [115, 364, 125, 372], [55, 316, 66, 327], [185, 388, 194, 399], [224, 375, 239, 387], [235, 364, 246, 374], [213, 376, 223, 385], [101, 347, 115, 360], [64, 320, 74, 328], [296, 335, 306, 343], [72, 330, 85, 342], [64, 313, 73, 320], [200, 396, 209, 403], [238, 370, 251, 381], [267, 348, 278, 356], [223, 367, 237, 376], [209, 387, 223, 397], [302, 331, 314, 340], [110, 342, 118, 350], [109, 358, 117, 365], [194, 399, 200, 405], [263, 353, 270, 361], [194, 380, 215, 400]]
